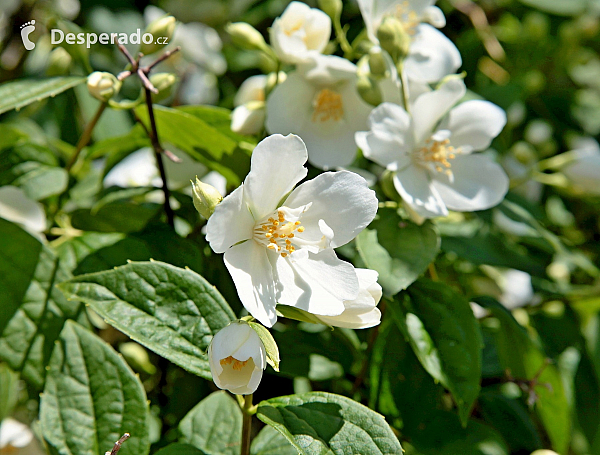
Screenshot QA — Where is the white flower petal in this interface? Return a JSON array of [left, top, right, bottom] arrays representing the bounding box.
[[0, 418, 33, 449], [412, 78, 466, 145], [423, 6, 446, 27], [284, 171, 378, 248], [431, 154, 509, 212], [394, 166, 448, 217], [357, 102, 413, 168], [206, 185, 254, 253], [291, 248, 359, 305], [244, 134, 308, 220], [266, 72, 313, 137], [298, 54, 358, 85], [563, 147, 600, 195], [405, 24, 462, 83], [224, 241, 278, 327], [271, 252, 345, 316], [231, 104, 266, 135], [234, 75, 267, 106], [440, 100, 506, 152], [0, 186, 46, 234]]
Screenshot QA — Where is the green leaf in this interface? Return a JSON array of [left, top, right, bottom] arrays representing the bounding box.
[[257, 392, 402, 454], [402, 280, 483, 426], [475, 296, 571, 454], [251, 426, 298, 455], [177, 105, 254, 144], [154, 443, 207, 455], [55, 232, 125, 273], [356, 208, 439, 295], [516, 0, 587, 16], [135, 105, 250, 186], [179, 391, 242, 455], [70, 200, 161, 233], [40, 321, 149, 455], [0, 219, 87, 389], [8, 162, 68, 200], [0, 363, 19, 422], [0, 77, 86, 115], [58, 261, 235, 380], [248, 321, 280, 372]]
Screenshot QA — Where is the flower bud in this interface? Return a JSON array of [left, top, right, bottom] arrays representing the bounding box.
[[530, 451, 559, 455], [356, 75, 382, 106], [225, 22, 270, 54], [377, 16, 411, 63], [231, 101, 266, 135], [149, 73, 177, 102], [318, 0, 342, 21], [192, 176, 223, 219], [46, 47, 72, 76], [87, 72, 121, 102], [140, 15, 176, 55], [208, 321, 267, 395], [368, 48, 388, 78]]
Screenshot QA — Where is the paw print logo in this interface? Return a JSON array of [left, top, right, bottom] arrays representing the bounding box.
[[20, 20, 36, 50]]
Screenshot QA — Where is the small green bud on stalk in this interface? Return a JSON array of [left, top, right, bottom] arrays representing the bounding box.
[[226, 22, 270, 54], [46, 47, 72, 76], [368, 48, 388, 77], [87, 71, 121, 101], [356, 75, 383, 106], [377, 16, 411, 64], [149, 73, 177, 102], [192, 177, 223, 219], [318, 0, 342, 21], [141, 15, 176, 55]]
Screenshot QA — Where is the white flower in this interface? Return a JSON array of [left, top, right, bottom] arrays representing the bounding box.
[[270, 1, 331, 64], [358, 0, 461, 83], [232, 75, 267, 135], [205, 134, 378, 327], [208, 321, 266, 395], [0, 186, 46, 237], [0, 418, 34, 450], [356, 79, 509, 218], [562, 138, 600, 195], [314, 269, 382, 328], [266, 54, 373, 169]]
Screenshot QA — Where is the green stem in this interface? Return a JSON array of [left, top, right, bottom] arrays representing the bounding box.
[[240, 394, 253, 455], [66, 101, 107, 172], [333, 19, 353, 59], [397, 62, 410, 113]]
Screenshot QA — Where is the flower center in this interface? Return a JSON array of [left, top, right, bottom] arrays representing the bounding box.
[[253, 209, 305, 258], [220, 356, 249, 371], [312, 89, 344, 123], [415, 136, 461, 178], [392, 1, 419, 35]]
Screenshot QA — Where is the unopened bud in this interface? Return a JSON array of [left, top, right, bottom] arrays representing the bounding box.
[[226, 22, 270, 53], [149, 73, 177, 102], [87, 72, 121, 101], [356, 75, 382, 106], [377, 17, 410, 63], [368, 48, 388, 77], [141, 15, 176, 55], [46, 47, 72, 76], [318, 0, 342, 21], [265, 71, 287, 95], [192, 177, 223, 219]]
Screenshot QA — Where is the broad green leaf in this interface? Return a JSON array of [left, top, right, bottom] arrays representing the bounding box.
[[478, 389, 542, 453], [135, 105, 250, 185], [88, 124, 149, 160], [40, 321, 149, 455], [178, 105, 254, 144], [441, 233, 547, 276], [154, 443, 207, 455], [179, 391, 242, 455], [55, 232, 125, 273], [575, 349, 600, 451], [0, 219, 87, 389], [251, 426, 298, 455], [517, 0, 587, 15], [0, 77, 86, 115], [70, 200, 161, 233], [356, 208, 439, 295], [257, 392, 402, 454], [248, 321, 280, 372], [0, 363, 19, 422], [58, 261, 235, 379], [73, 223, 203, 275], [475, 296, 571, 454], [402, 280, 483, 425], [8, 162, 68, 200]]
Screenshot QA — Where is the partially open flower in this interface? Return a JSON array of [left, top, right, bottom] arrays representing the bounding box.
[[87, 72, 121, 102], [208, 321, 267, 395]]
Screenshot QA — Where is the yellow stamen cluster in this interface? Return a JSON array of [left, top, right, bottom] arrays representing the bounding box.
[[417, 138, 459, 176], [312, 89, 344, 123], [220, 355, 249, 371], [257, 210, 304, 257], [393, 1, 419, 35]]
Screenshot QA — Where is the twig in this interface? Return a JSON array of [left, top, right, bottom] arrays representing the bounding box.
[[66, 101, 107, 172], [106, 433, 130, 455], [452, 0, 505, 62]]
